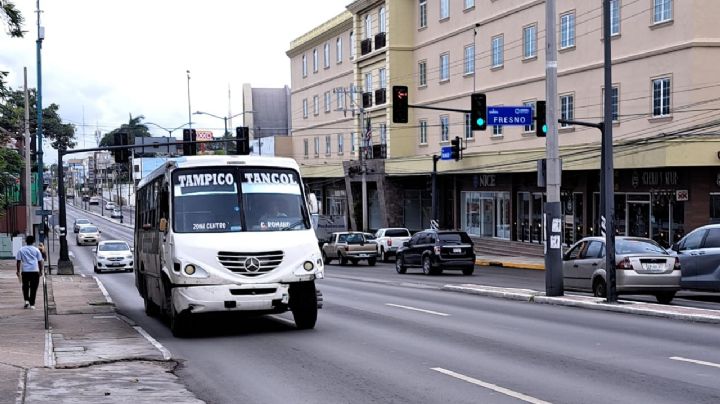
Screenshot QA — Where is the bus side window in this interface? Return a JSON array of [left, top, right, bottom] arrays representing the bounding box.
[[159, 186, 169, 231]]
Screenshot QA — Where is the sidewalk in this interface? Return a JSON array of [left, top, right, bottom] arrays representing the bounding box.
[[475, 255, 545, 270], [0, 256, 204, 403]]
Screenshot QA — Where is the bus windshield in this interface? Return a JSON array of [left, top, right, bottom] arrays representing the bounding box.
[[172, 167, 308, 233]]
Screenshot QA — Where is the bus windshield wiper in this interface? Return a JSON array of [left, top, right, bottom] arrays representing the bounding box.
[[281, 220, 305, 231]]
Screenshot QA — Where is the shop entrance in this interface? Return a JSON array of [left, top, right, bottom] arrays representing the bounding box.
[[517, 192, 545, 243]]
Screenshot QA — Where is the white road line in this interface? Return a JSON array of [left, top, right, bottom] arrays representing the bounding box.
[[670, 356, 720, 369], [431, 367, 552, 404], [385, 303, 449, 316], [134, 326, 172, 360], [92, 276, 114, 304]]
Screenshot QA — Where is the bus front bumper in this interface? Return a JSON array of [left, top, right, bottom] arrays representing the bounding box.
[[173, 283, 290, 314]]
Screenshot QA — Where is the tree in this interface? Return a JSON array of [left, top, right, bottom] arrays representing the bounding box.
[[0, 147, 22, 211], [99, 114, 151, 147], [0, 88, 77, 150], [0, 1, 24, 96]]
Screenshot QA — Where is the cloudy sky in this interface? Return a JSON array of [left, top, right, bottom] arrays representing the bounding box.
[[1, 0, 347, 162]]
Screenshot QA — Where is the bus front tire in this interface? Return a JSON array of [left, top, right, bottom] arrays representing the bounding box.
[[290, 281, 318, 330], [170, 306, 191, 337]]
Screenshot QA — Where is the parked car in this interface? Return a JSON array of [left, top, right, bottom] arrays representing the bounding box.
[[670, 224, 720, 291], [76, 225, 101, 246], [93, 240, 133, 273], [110, 208, 123, 219], [395, 230, 476, 275], [563, 236, 680, 304], [322, 232, 378, 266], [73, 218, 91, 233], [89, 196, 100, 205], [105, 201, 116, 210], [374, 228, 412, 262]]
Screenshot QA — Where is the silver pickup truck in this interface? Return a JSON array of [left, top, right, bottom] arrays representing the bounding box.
[[321, 232, 378, 266]]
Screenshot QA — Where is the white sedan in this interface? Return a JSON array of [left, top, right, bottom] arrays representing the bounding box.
[[105, 201, 116, 210], [93, 240, 133, 273], [76, 225, 101, 246]]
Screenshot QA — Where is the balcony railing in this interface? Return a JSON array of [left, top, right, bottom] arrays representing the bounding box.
[[374, 32, 386, 50], [361, 38, 372, 56], [374, 88, 386, 105]]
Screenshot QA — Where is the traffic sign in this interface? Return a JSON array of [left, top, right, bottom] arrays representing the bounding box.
[[35, 209, 52, 216], [440, 146, 453, 160], [487, 106, 533, 126]]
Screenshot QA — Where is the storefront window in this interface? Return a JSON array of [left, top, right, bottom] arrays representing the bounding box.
[[404, 190, 431, 231], [461, 191, 510, 239], [710, 194, 720, 224], [517, 192, 544, 243], [517, 192, 531, 241]]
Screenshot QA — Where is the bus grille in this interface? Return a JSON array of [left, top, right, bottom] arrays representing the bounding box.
[[217, 251, 284, 276]]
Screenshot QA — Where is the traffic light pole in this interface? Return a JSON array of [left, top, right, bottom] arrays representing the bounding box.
[[431, 155, 440, 225]]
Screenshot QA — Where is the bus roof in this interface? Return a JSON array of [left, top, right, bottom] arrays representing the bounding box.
[[137, 155, 302, 189]]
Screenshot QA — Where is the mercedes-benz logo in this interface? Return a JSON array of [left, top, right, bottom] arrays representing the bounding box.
[[244, 257, 261, 272]]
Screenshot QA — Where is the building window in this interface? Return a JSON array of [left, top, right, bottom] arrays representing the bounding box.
[[379, 68, 387, 89], [491, 35, 504, 67], [336, 37, 342, 63], [324, 43, 330, 68], [610, 0, 620, 35], [379, 7, 386, 33], [652, 77, 671, 117], [303, 99, 308, 118], [325, 92, 331, 113], [350, 83, 356, 105], [440, 53, 449, 82], [351, 132, 357, 153], [420, 120, 428, 144], [523, 101, 536, 132], [303, 139, 308, 157], [338, 133, 344, 154], [464, 0, 475, 10], [314, 137, 320, 156], [464, 44, 474, 75], [302, 54, 307, 77], [603, 86, 619, 121], [313, 96, 319, 115], [560, 94, 574, 127], [465, 113, 473, 139], [365, 72, 373, 93], [325, 135, 331, 155], [419, 60, 427, 86], [419, 0, 427, 28], [365, 14, 372, 39], [440, 115, 449, 141], [560, 12, 575, 49], [440, 0, 449, 20], [337, 91, 343, 110], [653, 0, 672, 23], [379, 123, 387, 145], [523, 24, 537, 59], [313, 49, 318, 72], [493, 123, 503, 136], [350, 31, 356, 59]]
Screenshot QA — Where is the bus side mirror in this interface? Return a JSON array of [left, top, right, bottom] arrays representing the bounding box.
[[307, 193, 319, 215], [159, 218, 168, 233]]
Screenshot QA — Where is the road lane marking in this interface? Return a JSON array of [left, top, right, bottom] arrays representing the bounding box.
[[431, 367, 552, 404], [93, 276, 114, 304], [670, 356, 720, 369], [385, 303, 449, 316]]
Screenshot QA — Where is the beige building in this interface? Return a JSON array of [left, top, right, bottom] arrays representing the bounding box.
[[288, 0, 720, 248]]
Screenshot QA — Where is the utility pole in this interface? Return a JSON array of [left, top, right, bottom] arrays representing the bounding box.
[[431, 155, 440, 224], [602, 0, 617, 302], [35, 0, 45, 242], [24, 68, 32, 236], [544, 0, 564, 296]]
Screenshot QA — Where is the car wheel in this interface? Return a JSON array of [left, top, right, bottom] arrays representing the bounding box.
[[351, 259, 359, 266], [93, 266, 99, 273], [462, 266, 475, 276], [380, 248, 388, 262], [592, 277, 607, 298], [339, 253, 348, 266], [422, 256, 433, 275], [655, 291, 676, 305], [322, 251, 331, 265], [395, 255, 407, 274], [368, 258, 376, 266]]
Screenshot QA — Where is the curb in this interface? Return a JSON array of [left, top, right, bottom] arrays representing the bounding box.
[[475, 259, 545, 271]]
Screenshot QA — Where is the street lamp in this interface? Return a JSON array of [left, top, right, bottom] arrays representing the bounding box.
[[186, 70, 192, 133], [145, 121, 192, 136]]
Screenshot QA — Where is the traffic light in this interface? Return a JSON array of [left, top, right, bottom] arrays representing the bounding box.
[[535, 101, 547, 137], [450, 136, 461, 161], [235, 126, 250, 155], [392, 85, 409, 123], [182, 129, 197, 156], [471, 93, 487, 131], [113, 132, 129, 163]]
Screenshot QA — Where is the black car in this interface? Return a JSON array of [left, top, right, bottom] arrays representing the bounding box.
[[395, 230, 476, 275]]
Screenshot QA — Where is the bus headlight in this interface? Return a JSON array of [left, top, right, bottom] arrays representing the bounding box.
[[303, 261, 314, 271], [184, 265, 196, 275]]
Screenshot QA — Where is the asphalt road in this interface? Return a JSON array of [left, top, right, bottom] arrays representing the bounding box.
[[63, 203, 720, 404]]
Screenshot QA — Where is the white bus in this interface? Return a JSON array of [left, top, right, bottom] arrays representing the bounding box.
[[133, 155, 324, 336]]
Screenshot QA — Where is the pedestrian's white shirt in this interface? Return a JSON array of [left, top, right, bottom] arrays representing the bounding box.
[[16, 246, 42, 272]]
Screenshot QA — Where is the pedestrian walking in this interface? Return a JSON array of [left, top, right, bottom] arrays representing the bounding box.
[[16, 235, 44, 310]]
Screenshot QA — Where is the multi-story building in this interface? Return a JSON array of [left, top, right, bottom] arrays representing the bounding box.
[[288, 0, 720, 249]]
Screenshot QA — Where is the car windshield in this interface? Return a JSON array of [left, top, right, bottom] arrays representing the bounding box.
[[76, 219, 90, 225], [99, 242, 130, 252], [616, 239, 667, 255], [439, 232, 473, 244], [81, 226, 98, 233], [385, 229, 410, 237], [172, 167, 309, 233]]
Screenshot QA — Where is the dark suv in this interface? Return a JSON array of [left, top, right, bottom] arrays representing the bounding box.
[[395, 230, 476, 275]]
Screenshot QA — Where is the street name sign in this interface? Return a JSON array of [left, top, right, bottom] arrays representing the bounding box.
[[487, 106, 533, 126], [440, 146, 453, 160], [35, 209, 53, 216]]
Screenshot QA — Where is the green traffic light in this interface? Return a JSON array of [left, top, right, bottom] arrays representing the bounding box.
[[476, 118, 485, 126], [542, 124, 547, 133]]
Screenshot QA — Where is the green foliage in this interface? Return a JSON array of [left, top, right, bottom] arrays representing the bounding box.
[[0, 146, 22, 211], [0, 88, 77, 150], [1, 0, 24, 38], [99, 114, 151, 147]]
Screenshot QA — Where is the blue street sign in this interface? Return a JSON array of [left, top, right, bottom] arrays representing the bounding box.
[[35, 209, 53, 216], [486, 106, 533, 126], [440, 146, 453, 160]]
